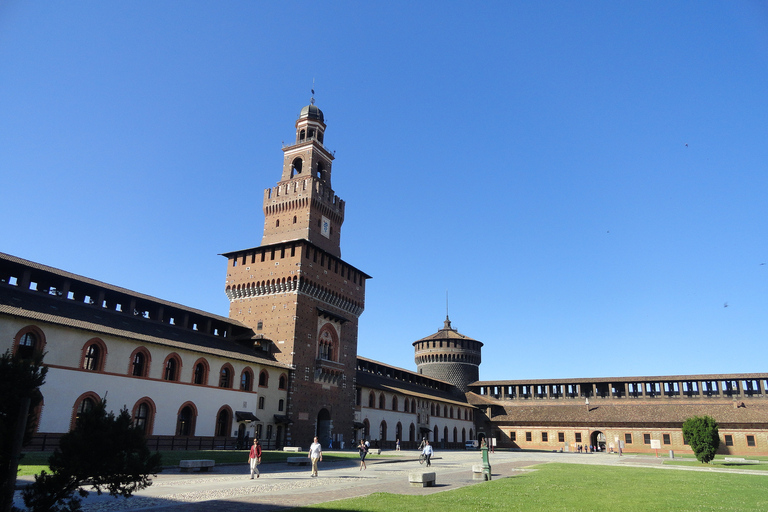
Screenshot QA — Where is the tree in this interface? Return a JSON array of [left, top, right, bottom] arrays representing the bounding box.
[[0, 349, 47, 512], [22, 399, 162, 512], [682, 415, 720, 463]]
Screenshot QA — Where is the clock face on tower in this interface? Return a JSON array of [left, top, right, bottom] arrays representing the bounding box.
[[321, 216, 330, 238]]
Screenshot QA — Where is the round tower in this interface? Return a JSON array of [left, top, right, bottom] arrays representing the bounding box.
[[413, 316, 482, 393]]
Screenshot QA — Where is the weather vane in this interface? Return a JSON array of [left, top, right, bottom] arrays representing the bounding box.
[[310, 78, 315, 105]]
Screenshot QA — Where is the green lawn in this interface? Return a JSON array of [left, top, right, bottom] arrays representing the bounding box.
[[291, 463, 768, 512], [664, 459, 768, 470]]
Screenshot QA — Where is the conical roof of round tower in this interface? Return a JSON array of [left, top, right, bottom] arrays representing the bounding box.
[[412, 316, 483, 346]]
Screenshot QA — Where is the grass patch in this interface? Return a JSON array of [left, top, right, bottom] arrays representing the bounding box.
[[664, 459, 768, 470], [291, 463, 768, 512]]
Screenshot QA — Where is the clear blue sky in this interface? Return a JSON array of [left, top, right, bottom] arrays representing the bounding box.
[[2, 2, 767, 381]]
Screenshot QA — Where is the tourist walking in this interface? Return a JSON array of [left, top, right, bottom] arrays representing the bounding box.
[[308, 436, 323, 477], [358, 439, 368, 470], [421, 440, 433, 467], [396, 438, 400, 451], [248, 438, 262, 479]]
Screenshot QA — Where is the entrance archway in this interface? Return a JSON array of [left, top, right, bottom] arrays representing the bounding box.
[[316, 408, 332, 446], [591, 431, 606, 451]]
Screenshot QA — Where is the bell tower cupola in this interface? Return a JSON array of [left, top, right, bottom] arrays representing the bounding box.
[[261, 97, 344, 257]]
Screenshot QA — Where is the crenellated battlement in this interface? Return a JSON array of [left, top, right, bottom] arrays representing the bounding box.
[[264, 177, 345, 219]]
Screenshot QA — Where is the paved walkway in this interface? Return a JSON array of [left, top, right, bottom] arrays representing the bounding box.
[[13, 450, 768, 511]]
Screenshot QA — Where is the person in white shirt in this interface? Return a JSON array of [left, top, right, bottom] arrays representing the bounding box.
[[308, 436, 323, 477], [422, 440, 433, 467]]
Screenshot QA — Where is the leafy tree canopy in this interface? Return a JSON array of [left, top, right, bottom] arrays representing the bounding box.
[[0, 349, 47, 512], [22, 399, 162, 512]]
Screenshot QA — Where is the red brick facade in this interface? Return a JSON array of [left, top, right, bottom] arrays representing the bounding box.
[[223, 103, 369, 448]]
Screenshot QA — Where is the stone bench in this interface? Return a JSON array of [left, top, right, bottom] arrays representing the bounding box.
[[283, 446, 301, 452], [724, 457, 759, 464], [368, 448, 381, 455], [409, 471, 436, 487], [179, 459, 215, 472], [287, 457, 310, 466]]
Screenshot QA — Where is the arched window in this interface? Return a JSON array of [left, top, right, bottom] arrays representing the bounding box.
[[444, 426, 449, 443], [404, 398, 409, 413], [81, 339, 106, 372], [453, 427, 458, 442], [443, 405, 448, 417], [240, 368, 253, 391], [130, 348, 150, 377], [163, 354, 181, 382], [450, 407, 454, 419], [193, 359, 209, 385], [430, 403, 435, 416], [379, 420, 387, 441], [278, 374, 288, 390], [258, 370, 269, 387], [396, 422, 403, 442], [363, 419, 370, 438], [215, 408, 231, 437], [368, 392, 375, 408], [71, 392, 100, 430], [219, 365, 233, 388], [392, 396, 398, 411], [318, 324, 338, 362], [278, 399, 284, 412], [176, 403, 196, 436], [15, 327, 45, 359], [292, 156, 303, 176], [83, 344, 100, 371], [434, 425, 439, 441], [379, 393, 386, 410], [411, 401, 417, 414], [409, 423, 416, 442], [462, 428, 467, 443], [132, 398, 155, 435], [17, 332, 37, 359]]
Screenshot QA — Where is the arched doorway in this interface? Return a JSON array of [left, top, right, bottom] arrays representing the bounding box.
[[591, 431, 606, 451], [316, 408, 332, 447]]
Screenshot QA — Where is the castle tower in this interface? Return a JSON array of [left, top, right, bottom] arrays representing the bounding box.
[[413, 316, 482, 393], [223, 101, 369, 448]]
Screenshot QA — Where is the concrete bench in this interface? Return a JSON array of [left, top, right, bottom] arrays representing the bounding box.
[[724, 457, 759, 464], [368, 448, 381, 455], [409, 471, 436, 487], [287, 457, 310, 466], [179, 459, 215, 472], [283, 446, 301, 452]]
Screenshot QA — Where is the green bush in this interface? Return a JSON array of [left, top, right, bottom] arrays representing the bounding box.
[[682, 415, 720, 463]]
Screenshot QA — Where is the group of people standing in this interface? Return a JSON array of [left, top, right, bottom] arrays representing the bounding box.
[[248, 435, 437, 479]]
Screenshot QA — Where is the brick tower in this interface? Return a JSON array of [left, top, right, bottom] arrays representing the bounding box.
[[223, 100, 369, 448], [413, 316, 482, 393]]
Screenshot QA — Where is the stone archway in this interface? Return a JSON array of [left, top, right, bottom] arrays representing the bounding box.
[[591, 430, 606, 451]]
